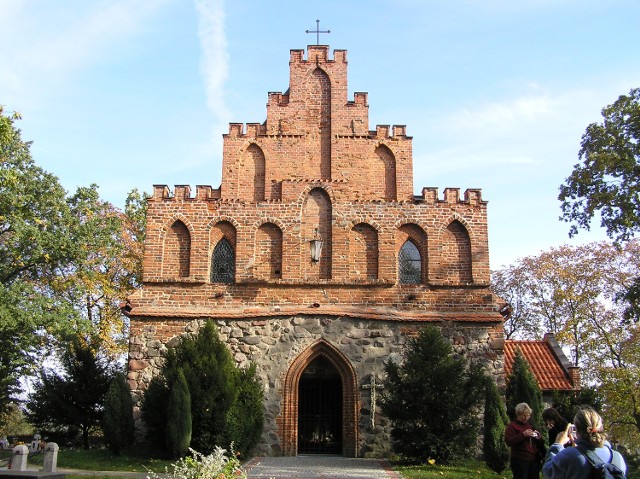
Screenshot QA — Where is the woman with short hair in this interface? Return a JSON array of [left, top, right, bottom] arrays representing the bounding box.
[[505, 402, 545, 479]]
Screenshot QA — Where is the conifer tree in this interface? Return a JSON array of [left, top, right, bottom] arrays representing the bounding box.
[[224, 364, 264, 458], [483, 376, 509, 473], [381, 326, 486, 463], [506, 349, 544, 431], [140, 320, 264, 456], [103, 373, 135, 455], [165, 369, 192, 459]]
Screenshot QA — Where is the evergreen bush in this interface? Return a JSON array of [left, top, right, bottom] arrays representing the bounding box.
[[140, 374, 168, 452], [140, 320, 264, 457], [224, 364, 264, 457], [103, 373, 135, 455], [483, 376, 509, 473], [165, 369, 192, 459], [380, 326, 486, 463], [506, 349, 544, 430]]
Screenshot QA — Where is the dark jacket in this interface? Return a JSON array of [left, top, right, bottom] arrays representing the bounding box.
[[505, 419, 545, 462]]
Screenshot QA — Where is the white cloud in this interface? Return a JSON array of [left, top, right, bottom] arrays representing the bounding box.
[[194, 0, 230, 122], [0, 0, 172, 107]]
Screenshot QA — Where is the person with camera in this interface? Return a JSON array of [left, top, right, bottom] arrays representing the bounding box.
[[542, 407, 570, 447], [542, 408, 627, 479], [505, 402, 546, 479]]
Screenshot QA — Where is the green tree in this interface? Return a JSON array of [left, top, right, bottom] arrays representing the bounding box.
[[165, 369, 192, 459], [103, 373, 135, 455], [380, 326, 486, 463], [493, 243, 640, 446], [505, 349, 544, 431], [140, 321, 264, 456], [140, 375, 168, 452], [1, 109, 79, 410], [0, 109, 147, 408], [224, 364, 264, 457], [559, 88, 640, 242], [26, 338, 113, 449], [483, 377, 509, 474]]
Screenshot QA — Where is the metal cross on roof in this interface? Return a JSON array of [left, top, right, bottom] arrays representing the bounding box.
[[305, 19, 330, 45]]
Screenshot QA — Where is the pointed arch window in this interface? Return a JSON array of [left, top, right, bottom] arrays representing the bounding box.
[[398, 240, 421, 284], [211, 238, 235, 283]]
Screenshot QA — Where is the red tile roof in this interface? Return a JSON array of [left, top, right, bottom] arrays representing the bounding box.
[[504, 339, 574, 391]]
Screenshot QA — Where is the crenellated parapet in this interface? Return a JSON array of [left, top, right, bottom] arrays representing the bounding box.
[[369, 125, 411, 140], [419, 187, 485, 206], [225, 123, 267, 138], [152, 184, 221, 201], [289, 46, 347, 64]]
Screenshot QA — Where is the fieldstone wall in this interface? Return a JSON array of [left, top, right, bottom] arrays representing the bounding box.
[[128, 315, 504, 457]]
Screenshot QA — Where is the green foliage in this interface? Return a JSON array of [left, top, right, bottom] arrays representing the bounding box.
[[223, 364, 264, 457], [549, 387, 603, 423], [103, 373, 135, 455], [164, 321, 236, 452], [0, 402, 33, 435], [140, 375, 168, 452], [380, 326, 486, 463], [26, 338, 114, 449], [505, 349, 544, 429], [483, 377, 509, 473], [559, 88, 640, 242], [0, 110, 147, 409], [140, 321, 264, 457], [165, 369, 192, 459], [147, 447, 247, 479]]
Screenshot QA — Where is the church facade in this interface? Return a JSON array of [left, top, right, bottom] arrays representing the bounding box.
[[126, 45, 506, 457]]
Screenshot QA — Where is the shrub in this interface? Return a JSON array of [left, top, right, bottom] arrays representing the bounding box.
[[165, 369, 192, 459], [140, 320, 264, 457], [483, 376, 509, 473], [147, 446, 246, 479], [380, 326, 486, 463], [506, 348, 544, 430], [103, 373, 135, 455], [140, 375, 168, 452], [224, 364, 264, 457]]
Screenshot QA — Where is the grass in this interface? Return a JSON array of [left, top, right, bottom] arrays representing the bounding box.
[[393, 459, 512, 479], [394, 456, 640, 479], [0, 448, 172, 473], [2, 448, 638, 478]]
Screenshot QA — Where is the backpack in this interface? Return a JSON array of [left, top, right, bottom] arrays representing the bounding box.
[[576, 445, 626, 479]]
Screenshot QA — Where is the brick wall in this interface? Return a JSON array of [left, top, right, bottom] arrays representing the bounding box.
[[127, 45, 505, 457]]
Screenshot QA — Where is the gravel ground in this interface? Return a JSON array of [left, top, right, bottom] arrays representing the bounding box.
[[244, 456, 401, 479]]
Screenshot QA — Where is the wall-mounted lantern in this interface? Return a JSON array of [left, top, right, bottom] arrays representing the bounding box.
[[310, 228, 324, 262]]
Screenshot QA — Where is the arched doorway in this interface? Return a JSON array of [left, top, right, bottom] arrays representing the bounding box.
[[298, 356, 342, 454], [280, 340, 358, 456]]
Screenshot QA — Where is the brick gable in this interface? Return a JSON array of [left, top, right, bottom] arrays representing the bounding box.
[[127, 45, 505, 457]]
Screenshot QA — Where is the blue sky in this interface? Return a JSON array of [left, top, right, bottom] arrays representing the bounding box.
[[2, 0, 639, 269]]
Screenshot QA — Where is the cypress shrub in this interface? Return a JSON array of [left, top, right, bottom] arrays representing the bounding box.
[[140, 375, 168, 452], [103, 373, 135, 455], [506, 348, 544, 431], [483, 376, 509, 473], [224, 363, 264, 458], [165, 369, 192, 458], [140, 320, 264, 456]]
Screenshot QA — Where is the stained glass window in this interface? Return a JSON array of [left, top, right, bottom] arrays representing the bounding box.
[[211, 238, 235, 283], [398, 240, 421, 284]]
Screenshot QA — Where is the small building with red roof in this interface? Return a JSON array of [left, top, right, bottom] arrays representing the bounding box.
[[505, 333, 581, 401]]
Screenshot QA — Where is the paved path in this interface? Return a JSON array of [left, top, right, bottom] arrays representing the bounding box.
[[244, 456, 401, 479]]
